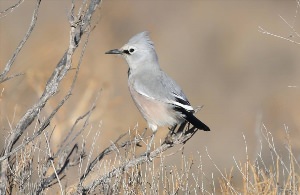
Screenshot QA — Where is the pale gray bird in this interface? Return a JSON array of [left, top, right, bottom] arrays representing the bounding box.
[[106, 31, 210, 151]]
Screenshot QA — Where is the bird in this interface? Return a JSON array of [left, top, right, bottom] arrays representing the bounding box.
[[105, 31, 210, 152]]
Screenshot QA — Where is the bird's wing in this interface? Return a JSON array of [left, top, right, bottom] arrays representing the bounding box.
[[131, 70, 194, 112], [131, 70, 210, 132]]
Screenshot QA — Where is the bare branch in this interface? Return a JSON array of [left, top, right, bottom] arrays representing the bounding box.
[[77, 122, 201, 193], [0, 0, 24, 19], [279, 15, 300, 38], [0, 0, 41, 83], [35, 143, 79, 194], [0, 0, 102, 193], [258, 26, 300, 45], [44, 132, 63, 194], [0, 73, 24, 83], [1, 0, 101, 160], [258, 7, 300, 45]]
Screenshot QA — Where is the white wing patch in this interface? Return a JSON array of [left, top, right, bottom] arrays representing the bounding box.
[[172, 93, 186, 100], [170, 101, 194, 111], [171, 93, 194, 111]]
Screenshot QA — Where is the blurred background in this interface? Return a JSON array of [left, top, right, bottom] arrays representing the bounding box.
[[1, 0, 300, 191]]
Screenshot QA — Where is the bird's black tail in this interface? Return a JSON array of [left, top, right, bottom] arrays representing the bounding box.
[[183, 110, 210, 131]]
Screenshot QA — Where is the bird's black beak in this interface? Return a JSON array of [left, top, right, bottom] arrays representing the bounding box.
[[105, 49, 122, 54]]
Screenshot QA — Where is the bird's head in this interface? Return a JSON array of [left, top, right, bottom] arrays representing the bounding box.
[[105, 31, 159, 71]]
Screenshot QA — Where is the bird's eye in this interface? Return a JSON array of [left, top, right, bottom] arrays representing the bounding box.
[[129, 48, 135, 53]]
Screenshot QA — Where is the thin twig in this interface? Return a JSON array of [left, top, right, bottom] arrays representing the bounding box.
[[205, 147, 240, 195], [0, 0, 24, 19], [0, 0, 102, 193], [44, 132, 64, 194], [279, 15, 300, 38], [258, 26, 300, 45], [78, 122, 202, 193], [0, 0, 41, 83], [0, 73, 24, 83]]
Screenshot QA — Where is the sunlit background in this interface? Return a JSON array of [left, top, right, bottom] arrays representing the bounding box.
[[1, 0, 300, 191]]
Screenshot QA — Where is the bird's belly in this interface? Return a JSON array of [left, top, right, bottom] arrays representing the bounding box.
[[129, 87, 182, 129]]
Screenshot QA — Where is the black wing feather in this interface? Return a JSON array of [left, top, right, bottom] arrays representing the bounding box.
[[173, 96, 210, 131]]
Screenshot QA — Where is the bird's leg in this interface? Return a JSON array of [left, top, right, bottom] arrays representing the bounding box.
[[147, 131, 156, 153], [164, 125, 177, 144], [142, 130, 156, 158], [168, 124, 177, 135]]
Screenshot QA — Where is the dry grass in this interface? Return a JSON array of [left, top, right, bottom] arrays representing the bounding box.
[[62, 125, 299, 194], [104, 125, 300, 195]]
